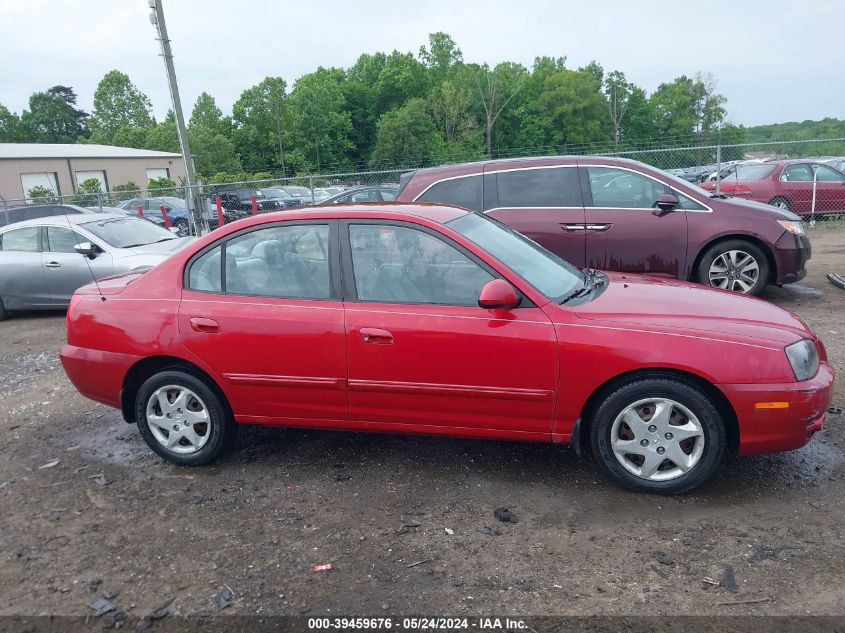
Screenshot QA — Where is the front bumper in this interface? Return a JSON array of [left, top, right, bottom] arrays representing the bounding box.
[[719, 361, 834, 455], [772, 231, 811, 285]]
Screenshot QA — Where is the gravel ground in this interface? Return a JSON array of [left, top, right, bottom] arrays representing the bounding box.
[[0, 223, 843, 621]]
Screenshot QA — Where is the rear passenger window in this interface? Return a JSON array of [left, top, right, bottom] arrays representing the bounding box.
[[495, 167, 582, 208], [188, 245, 223, 292], [225, 224, 330, 299], [0, 227, 39, 252], [417, 175, 482, 211]]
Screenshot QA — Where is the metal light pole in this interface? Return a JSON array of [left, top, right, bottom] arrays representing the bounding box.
[[148, 0, 203, 234]]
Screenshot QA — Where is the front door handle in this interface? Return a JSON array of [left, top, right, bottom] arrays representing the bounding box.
[[585, 224, 612, 232], [560, 223, 586, 231], [360, 327, 393, 344], [189, 317, 220, 333], [45, 261, 61, 268]]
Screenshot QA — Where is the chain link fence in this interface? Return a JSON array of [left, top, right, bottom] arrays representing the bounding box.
[[3, 137, 844, 232]]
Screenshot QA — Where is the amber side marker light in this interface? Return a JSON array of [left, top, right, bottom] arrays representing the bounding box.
[[755, 402, 790, 409]]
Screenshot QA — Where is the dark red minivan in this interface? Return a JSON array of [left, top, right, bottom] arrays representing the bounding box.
[[396, 156, 811, 295]]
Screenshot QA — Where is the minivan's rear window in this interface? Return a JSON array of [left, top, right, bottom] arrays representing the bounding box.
[[495, 166, 582, 208], [725, 164, 777, 180], [417, 175, 482, 212]]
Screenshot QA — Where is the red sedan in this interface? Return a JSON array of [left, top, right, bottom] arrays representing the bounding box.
[[61, 205, 833, 494], [701, 160, 845, 216]]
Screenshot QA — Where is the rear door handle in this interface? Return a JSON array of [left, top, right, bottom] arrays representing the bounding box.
[[360, 327, 393, 344], [585, 224, 612, 232], [189, 317, 220, 333], [45, 261, 61, 268]]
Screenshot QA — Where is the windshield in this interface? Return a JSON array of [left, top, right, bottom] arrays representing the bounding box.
[[260, 188, 285, 198], [285, 186, 312, 197], [80, 217, 176, 248], [448, 213, 583, 302]]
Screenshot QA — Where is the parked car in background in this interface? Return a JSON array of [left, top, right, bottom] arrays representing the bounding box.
[[278, 185, 315, 205], [820, 157, 845, 173], [60, 204, 832, 494], [396, 156, 810, 295], [320, 185, 398, 204], [701, 160, 845, 215], [213, 189, 285, 214], [0, 214, 194, 320], [88, 206, 172, 230], [116, 197, 192, 235], [255, 188, 302, 209], [1, 203, 89, 226]]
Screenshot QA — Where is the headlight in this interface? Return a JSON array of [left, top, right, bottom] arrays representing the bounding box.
[[777, 220, 805, 236], [785, 339, 819, 381]]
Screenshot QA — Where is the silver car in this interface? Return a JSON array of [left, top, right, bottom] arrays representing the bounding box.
[[0, 214, 194, 320]]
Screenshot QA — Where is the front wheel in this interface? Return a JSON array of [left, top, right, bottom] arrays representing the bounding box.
[[173, 218, 190, 237], [696, 239, 769, 295], [135, 370, 236, 466], [590, 378, 726, 494]]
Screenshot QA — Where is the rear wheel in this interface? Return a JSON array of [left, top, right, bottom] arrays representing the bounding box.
[[769, 196, 792, 211], [590, 377, 726, 494], [696, 239, 769, 295], [135, 370, 236, 466]]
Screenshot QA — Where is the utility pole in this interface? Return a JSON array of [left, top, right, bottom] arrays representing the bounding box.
[[273, 100, 286, 176], [148, 0, 203, 233]]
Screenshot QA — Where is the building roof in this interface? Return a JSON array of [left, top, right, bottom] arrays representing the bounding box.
[[0, 143, 181, 160]]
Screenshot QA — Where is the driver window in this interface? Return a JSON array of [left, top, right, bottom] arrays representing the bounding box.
[[587, 167, 705, 210], [349, 224, 493, 305]]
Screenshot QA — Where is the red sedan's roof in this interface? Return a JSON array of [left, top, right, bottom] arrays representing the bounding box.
[[232, 202, 470, 227]]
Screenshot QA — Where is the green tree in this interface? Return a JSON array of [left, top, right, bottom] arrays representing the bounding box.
[[375, 51, 430, 115], [231, 77, 287, 172], [144, 110, 180, 152], [111, 181, 141, 202], [70, 178, 104, 206], [370, 98, 444, 167], [475, 62, 526, 158], [190, 126, 242, 176], [535, 68, 611, 150], [428, 81, 484, 161], [650, 73, 726, 142], [419, 32, 463, 83], [26, 184, 60, 203], [19, 85, 88, 143], [0, 103, 22, 142], [287, 68, 354, 170], [148, 176, 177, 195], [88, 70, 155, 145], [189, 92, 230, 136]]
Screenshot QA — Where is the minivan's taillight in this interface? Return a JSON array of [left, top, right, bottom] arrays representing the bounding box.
[[66, 294, 82, 334]]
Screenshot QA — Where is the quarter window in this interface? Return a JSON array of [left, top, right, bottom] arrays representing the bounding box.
[[813, 165, 845, 183], [225, 224, 330, 299], [495, 167, 582, 208], [417, 175, 482, 212], [46, 227, 84, 253], [0, 227, 39, 252], [587, 167, 706, 210], [188, 245, 223, 293], [349, 224, 493, 305]]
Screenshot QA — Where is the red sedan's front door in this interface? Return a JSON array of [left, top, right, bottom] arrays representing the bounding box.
[[178, 221, 348, 424], [342, 221, 558, 438]]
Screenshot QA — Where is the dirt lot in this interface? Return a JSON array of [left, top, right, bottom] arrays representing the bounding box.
[[0, 224, 843, 621]]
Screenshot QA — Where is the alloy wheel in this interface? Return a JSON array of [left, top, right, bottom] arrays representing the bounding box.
[[145, 385, 211, 454], [708, 249, 759, 293], [610, 397, 705, 481]]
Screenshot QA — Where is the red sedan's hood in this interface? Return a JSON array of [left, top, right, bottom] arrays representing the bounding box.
[[567, 273, 812, 347]]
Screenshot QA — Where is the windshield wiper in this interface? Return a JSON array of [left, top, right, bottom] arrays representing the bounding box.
[[560, 268, 607, 304]]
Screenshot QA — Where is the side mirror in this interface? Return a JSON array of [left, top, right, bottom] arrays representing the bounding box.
[[478, 279, 521, 310], [74, 241, 96, 258], [655, 193, 679, 212]]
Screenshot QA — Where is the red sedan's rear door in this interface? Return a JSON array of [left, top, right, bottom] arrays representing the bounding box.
[[341, 220, 558, 438], [812, 164, 845, 213], [178, 221, 348, 424]]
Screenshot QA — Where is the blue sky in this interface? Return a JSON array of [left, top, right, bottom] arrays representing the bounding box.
[[0, 0, 842, 127]]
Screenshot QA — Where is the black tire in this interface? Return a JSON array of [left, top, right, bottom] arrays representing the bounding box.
[[769, 196, 792, 212], [173, 218, 190, 237], [0, 296, 8, 321], [696, 239, 770, 296], [135, 369, 236, 466], [590, 377, 726, 494]]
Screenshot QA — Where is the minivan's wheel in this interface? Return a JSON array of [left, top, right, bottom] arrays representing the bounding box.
[[769, 196, 792, 211], [590, 378, 726, 494], [0, 297, 8, 321], [135, 370, 236, 466], [173, 218, 190, 237], [697, 239, 769, 295]]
